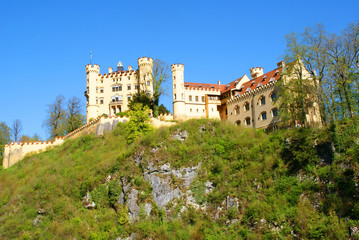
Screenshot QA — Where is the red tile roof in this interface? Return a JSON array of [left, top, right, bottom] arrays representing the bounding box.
[[236, 67, 282, 96], [221, 76, 245, 93]]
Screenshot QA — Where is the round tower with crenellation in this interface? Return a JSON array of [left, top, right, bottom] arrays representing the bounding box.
[[172, 63, 185, 120], [85, 64, 100, 122], [137, 57, 154, 94]]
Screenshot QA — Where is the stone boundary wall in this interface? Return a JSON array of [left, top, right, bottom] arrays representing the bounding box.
[[2, 137, 64, 169], [2, 115, 176, 169]]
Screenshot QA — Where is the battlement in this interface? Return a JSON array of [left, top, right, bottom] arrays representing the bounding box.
[[171, 63, 184, 71], [138, 57, 153, 66], [250, 67, 263, 79], [100, 70, 137, 78], [185, 87, 220, 92], [86, 64, 100, 74], [4, 137, 64, 148]]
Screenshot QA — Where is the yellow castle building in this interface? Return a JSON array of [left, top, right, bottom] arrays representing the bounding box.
[[85, 57, 154, 122], [171, 60, 321, 129]]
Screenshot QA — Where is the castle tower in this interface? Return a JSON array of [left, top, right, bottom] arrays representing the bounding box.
[[137, 57, 154, 93], [85, 64, 100, 122], [171, 63, 185, 120], [250, 67, 264, 79]]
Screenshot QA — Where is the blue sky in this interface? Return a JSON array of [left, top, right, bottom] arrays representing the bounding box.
[[0, 0, 358, 140]]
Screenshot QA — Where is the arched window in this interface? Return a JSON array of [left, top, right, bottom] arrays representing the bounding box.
[[236, 120, 241, 126], [261, 111, 267, 120], [174, 94, 177, 100], [259, 95, 266, 106], [234, 105, 240, 115], [244, 102, 250, 112], [245, 117, 251, 126], [270, 91, 277, 102], [272, 108, 278, 117]]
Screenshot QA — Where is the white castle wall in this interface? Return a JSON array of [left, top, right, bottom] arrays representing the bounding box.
[[2, 115, 176, 169], [2, 137, 64, 169]]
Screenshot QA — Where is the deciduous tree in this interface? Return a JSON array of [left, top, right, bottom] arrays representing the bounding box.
[[12, 119, 22, 142], [66, 96, 85, 133], [44, 95, 66, 139], [0, 122, 11, 165]]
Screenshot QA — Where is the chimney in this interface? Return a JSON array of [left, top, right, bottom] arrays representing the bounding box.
[[217, 81, 221, 85], [128, 65, 133, 71], [108, 67, 113, 74]]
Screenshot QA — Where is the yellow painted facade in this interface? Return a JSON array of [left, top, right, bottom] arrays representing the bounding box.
[[85, 57, 154, 123], [172, 60, 322, 129]]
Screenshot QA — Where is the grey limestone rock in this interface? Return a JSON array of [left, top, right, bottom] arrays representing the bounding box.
[[226, 196, 239, 210], [205, 181, 214, 194], [127, 189, 140, 219], [83, 191, 96, 209], [144, 172, 181, 208], [32, 215, 42, 226], [173, 129, 188, 141], [144, 202, 152, 216]]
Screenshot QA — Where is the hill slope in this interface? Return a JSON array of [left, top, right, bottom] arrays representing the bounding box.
[[0, 118, 358, 239]]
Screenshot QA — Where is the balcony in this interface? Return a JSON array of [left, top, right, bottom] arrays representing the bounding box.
[[109, 100, 123, 106], [207, 96, 220, 104]]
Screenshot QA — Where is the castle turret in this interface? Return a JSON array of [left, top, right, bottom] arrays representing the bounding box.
[[85, 64, 100, 122], [250, 67, 263, 79], [172, 63, 185, 120], [138, 57, 154, 93]]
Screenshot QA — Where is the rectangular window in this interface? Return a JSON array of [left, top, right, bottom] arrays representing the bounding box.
[[195, 96, 199, 102], [147, 81, 151, 86], [127, 95, 131, 101], [202, 96, 205, 102], [189, 95, 192, 101], [127, 85, 131, 90], [100, 88, 104, 93], [100, 98, 104, 104], [135, 84, 138, 90]]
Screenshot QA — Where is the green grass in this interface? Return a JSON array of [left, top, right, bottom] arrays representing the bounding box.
[[0, 118, 358, 239]]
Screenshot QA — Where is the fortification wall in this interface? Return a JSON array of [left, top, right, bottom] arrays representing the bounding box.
[[2, 115, 176, 169], [158, 113, 174, 121], [2, 137, 64, 169]]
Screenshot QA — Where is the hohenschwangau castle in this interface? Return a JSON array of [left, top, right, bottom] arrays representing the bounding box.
[[85, 57, 321, 130], [3, 56, 321, 169]]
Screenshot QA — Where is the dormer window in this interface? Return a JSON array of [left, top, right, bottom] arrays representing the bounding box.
[[269, 78, 275, 83], [257, 82, 263, 88], [274, 70, 279, 76], [185, 84, 189, 87], [245, 88, 251, 92], [211, 86, 214, 89], [226, 85, 230, 89], [250, 81, 255, 87], [262, 76, 267, 82], [199, 85, 202, 88]]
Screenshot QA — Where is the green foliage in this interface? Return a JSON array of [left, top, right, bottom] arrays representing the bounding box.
[[0, 118, 358, 239], [282, 127, 318, 173], [158, 104, 170, 115], [128, 92, 154, 113], [0, 121, 11, 165], [117, 205, 129, 225], [125, 103, 154, 144], [191, 180, 207, 204]]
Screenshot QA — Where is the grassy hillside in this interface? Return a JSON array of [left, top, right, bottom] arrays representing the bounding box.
[[0, 118, 358, 239]]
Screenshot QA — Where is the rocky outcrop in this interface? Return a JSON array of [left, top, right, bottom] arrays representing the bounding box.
[[127, 189, 140, 219]]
